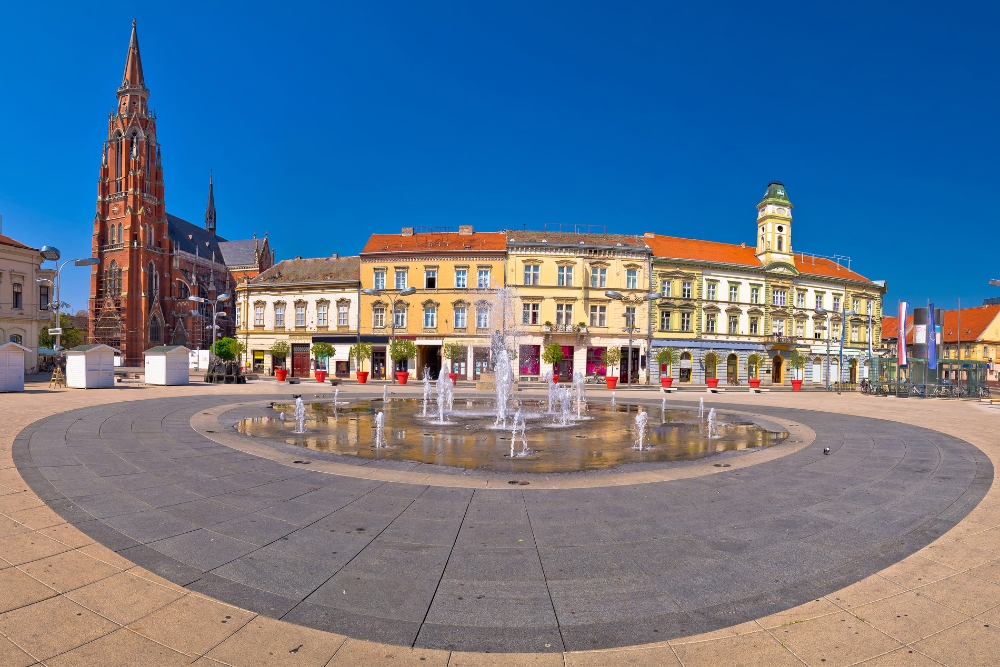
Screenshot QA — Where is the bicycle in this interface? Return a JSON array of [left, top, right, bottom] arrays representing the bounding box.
[[979, 386, 992, 399]]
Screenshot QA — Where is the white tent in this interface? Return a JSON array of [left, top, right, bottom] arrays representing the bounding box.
[[0, 342, 28, 392], [144, 346, 190, 385], [66, 344, 117, 389]]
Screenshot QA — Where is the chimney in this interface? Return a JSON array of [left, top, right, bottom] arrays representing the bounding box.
[[643, 231, 654, 238], [331, 253, 338, 258], [401, 227, 414, 236], [458, 225, 473, 235]]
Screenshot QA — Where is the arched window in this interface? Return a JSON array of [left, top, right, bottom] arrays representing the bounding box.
[[110, 224, 116, 245], [106, 260, 121, 297], [149, 315, 162, 343], [147, 262, 156, 297], [117, 223, 123, 246], [178, 281, 190, 300], [777, 236, 784, 251]]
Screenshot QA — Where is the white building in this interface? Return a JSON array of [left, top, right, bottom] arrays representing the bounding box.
[[234, 256, 360, 378], [144, 345, 190, 385], [0, 227, 56, 374]]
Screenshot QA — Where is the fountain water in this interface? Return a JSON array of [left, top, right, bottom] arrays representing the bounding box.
[[436, 369, 454, 424], [633, 409, 649, 450], [544, 371, 556, 413], [292, 397, 306, 434], [559, 386, 573, 426], [422, 366, 431, 416], [698, 397, 705, 421], [611, 391, 616, 407], [707, 408, 720, 439], [373, 411, 387, 447], [661, 398, 666, 422], [383, 385, 388, 402], [493, 347, 514, 427], [573, 371, 587, 418], [278, 412, 285, 421]]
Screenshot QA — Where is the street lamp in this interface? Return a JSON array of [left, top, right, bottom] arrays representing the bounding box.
[[815, 307, 831, 388], [189, 293, 231, 364], [605, 290, 659, 389], [838, 309, 858, 395], [37, 246, 99, 355], [363, 286, 416, 382]]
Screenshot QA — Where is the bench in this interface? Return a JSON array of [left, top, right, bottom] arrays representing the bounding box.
[[659, 387, 679, 394], [749, 387, 770, 394], [707, 387, 726, 394]]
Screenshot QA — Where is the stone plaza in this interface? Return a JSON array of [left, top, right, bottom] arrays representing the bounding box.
[[2, 380, 1000, 666]]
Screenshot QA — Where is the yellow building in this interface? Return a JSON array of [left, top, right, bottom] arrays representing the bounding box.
[[359, 226, 507, 380], [505, 230, 653, 382]]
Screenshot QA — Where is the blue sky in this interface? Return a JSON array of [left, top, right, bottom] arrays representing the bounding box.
[[1, 2, 997, 314]]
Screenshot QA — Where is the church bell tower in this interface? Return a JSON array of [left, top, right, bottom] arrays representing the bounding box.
[[754, 181, 796, 271]]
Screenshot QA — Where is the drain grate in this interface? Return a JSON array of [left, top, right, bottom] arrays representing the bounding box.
[[713, 463, 731, 467], [508, 480, 530, 485], [293, 460, 311, 465]]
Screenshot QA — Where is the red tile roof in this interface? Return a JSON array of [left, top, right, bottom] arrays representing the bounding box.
[[881, 316, 899, 340], [362, 232, 506, 255], [506, 230, 650, 249], [793, 255, 871, 283], [0, 234, 34, 250], [881, 305, 1000, 344]]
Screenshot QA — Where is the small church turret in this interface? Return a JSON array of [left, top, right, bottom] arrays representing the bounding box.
[[754, 181, 796, 271]]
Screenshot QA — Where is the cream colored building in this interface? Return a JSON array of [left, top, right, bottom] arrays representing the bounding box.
[[0, 230, 56, 373], [234, 256, 360, 378]]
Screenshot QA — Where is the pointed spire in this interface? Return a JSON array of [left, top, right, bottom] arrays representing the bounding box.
[[205, 171, 217, 235], [122, 19, 145, 89]]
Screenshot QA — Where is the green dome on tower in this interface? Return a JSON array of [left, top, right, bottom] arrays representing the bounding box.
[[760, 181, 791, 206]]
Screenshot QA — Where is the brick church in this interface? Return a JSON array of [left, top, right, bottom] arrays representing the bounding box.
[[89, 21, 273, 365]]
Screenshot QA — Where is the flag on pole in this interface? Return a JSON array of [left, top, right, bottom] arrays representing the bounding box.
[[898, 301, 908, 367], [927, 303, 937, 370]]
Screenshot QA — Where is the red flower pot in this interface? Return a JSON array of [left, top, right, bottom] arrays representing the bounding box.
[[661, 377, 674, 388], [791, 379, 803, 392], [395, 371, 409, 385], [605, 376, 618, 389], [706, 378, 720, 388], [314, 370, 327, 383], [449, 372, 458, 385], [749, 378, 761, 389], [356, 371, 369, 384], [275, 369, 288, 382]]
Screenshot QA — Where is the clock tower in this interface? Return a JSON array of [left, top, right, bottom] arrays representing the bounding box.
[[754, 181, 796, 272]]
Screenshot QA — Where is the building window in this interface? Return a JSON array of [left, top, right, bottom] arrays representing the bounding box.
[[454, 307, 467, 328], [374, 270, 386, 290], [750, 286, 760, 304], [592, 268, 607, 288], [455, 269, 467, 288], [477, 269, 491, 288], [682, 282, 692, 299], [393, 307, 406, 329], [815, 294, 823, 310], [851, 325, 859, 342], [796, 320, 804, 337], [626, 269, 638, 289], [772, 290, 787, 306], [9, 334, 22, 345], [395, 270, 407, 290], [556, 304, 573, 326], [706, 283, 717, 300], [524, 264, 540, 286], [777, 236, 784, 251], [728, 315, 738, 334], [773, 318, 785, 336], [706, 313, 717, 333], [254, 305, 264, 326], [295, 305, 306, 327], [796, 292, 805, 308], [557, 266, 573, 286], [424, 306, 437, 328], [373, 306, 386, 328], [477, 305, 489, 329], [235, 304, 242, 326], [750, 317, 759, 334], [425, 269, 437, 289], [833, 295, 841, 312], [522, 302, 539, 325], [12, 283, 22, 309], [317, 304, 328, 327], [338, 304, 348, 326], [625, 306, 636, 329], [591, 305, 607, 327], [815, 325, 823, 339], [274, 305, 285, 328], [39, 286, 49, 310], [853, 299, 860, 313], [661, 280, 671, 297], [660, 310, 671, 331], [680, 312, 692, 331], [729, 285, 738, 302]]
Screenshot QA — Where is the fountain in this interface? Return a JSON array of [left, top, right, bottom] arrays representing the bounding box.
[[558, 386, 573, 426], [422, 366, 431, 416], [436, 368, 454, 424], [383, 385, 388, 402], [573, 371, 586, 418], [632, 409, 649, 451], [493, 347, 514, 428], [292, 396, 306, 434], [661, 397, 666, 422], [373, 411, 387, 448], [707, 408, 720, 439], [544, 371, 556, 413], [611, 391, 616, 407], [698, 397, 705, 421]]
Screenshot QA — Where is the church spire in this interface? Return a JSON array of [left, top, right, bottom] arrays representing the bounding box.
[[121, 19, 145, 90], [205, 171, 217, 235]]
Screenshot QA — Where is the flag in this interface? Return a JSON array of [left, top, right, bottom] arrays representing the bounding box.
[[898, 302, 908, 367], [927, 303, 937, 370]]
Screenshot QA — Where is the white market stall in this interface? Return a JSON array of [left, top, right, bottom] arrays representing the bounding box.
[[66, 344, 117, 389], [144, 346, 190, 385], [0, 342, 28, 392]]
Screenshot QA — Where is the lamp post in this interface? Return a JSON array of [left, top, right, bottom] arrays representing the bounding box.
[[37, 246, 98, 356], [816, 307, 830, 389], [189, 293, 230, 366], [362, 286, 416, 383], [605, 290, 659, 389], [838, 309, 858, 395]]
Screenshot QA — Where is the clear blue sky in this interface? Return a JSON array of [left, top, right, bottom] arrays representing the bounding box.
[[1, 2, 997, 315]]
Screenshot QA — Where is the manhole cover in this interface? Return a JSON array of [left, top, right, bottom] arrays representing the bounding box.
[[293, 460, 311, 465], [508, 480, 529, 485], [713, 463, 731, 468]]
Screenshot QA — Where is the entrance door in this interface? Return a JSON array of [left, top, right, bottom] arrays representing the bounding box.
[[772, 355, 784, 384], [620, 347, 639, 382], [726, 354, 738, 384], [291, 344, 310, 378], [849, 359, 858, 383], [421, 345, 442, 380], [473, 347, 490, 379], [558, 346, 574, 380], [372, 347, 386, 379]]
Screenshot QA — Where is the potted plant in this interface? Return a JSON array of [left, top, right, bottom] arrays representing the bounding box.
[[270, 341, 289, 382], [441, 343, 464, 384], [541, 343, 564, 383], [747, 353, 762, 389], [311, 342, 335, 383], [603, 347, 621, 389], [788, 350, 807, 391], [389, 339, 417, 385], [577, 321, 588, 334], [704, 351, 720, 388], [654, 347, 678, 387], [542, 320, 554, 332], [349, 342, 373, 384]]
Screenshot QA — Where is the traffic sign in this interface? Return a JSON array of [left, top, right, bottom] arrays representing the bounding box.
[[48, 328, 63, 335]]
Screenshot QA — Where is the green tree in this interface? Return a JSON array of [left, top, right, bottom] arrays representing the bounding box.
[[747, 353, 763, 379], [212, 337, 245, 361], [349, 342, 373, 372], [389, 339, 418, 363], [38, 313, 85, 350], [541, 343, 564, 366], [311, 342, 336, 370], [602, 347, 622, 375], [269, 341, 289, 368], [654, 347, 678, 376]]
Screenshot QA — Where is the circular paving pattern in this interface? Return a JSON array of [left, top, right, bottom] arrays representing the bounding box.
[[12, 395, 992, 653]]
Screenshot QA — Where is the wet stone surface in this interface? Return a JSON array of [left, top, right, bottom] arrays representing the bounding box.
[[13, 395, 992, 652]]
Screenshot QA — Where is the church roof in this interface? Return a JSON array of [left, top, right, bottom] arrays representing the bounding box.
[[252, 256, 360, 284], [121, 20, 145, 90], [167, 214, 227, 261], [217, 239, 261, 267]]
